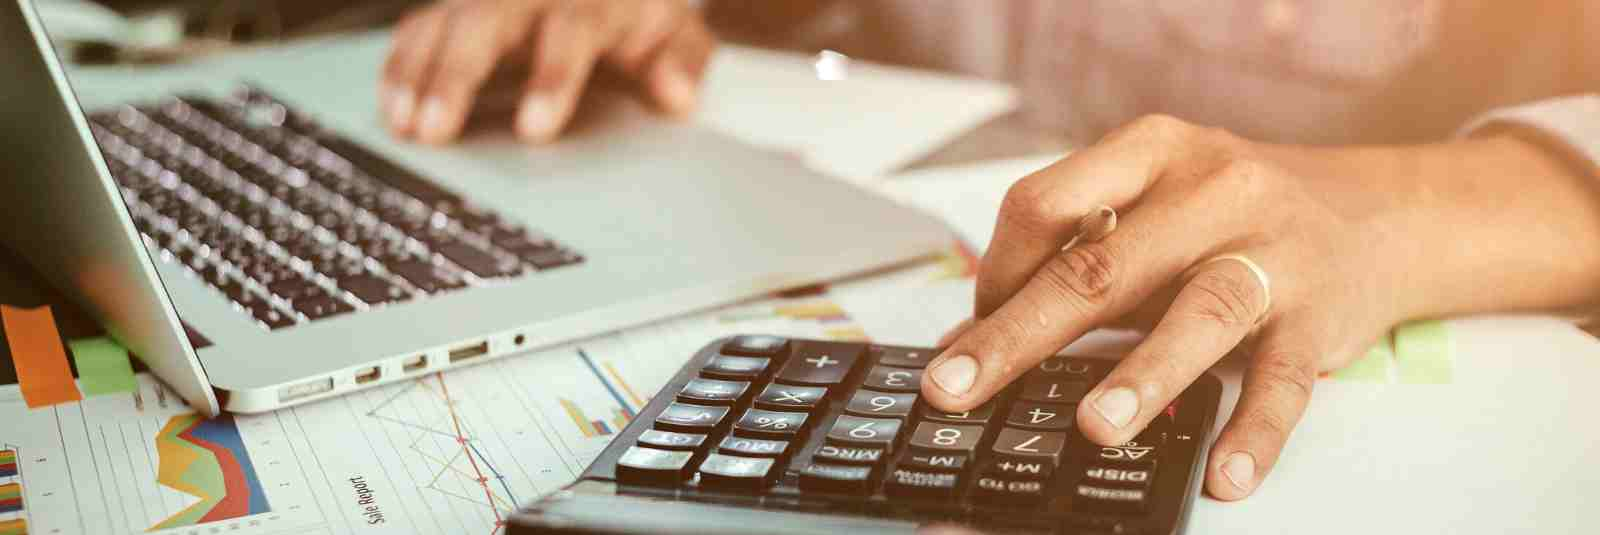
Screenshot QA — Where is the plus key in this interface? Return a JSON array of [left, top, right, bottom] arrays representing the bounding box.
[[775, 342, 863, 386]]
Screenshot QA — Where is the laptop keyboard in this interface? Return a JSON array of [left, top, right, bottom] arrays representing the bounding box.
[[87, 88, 583, 331]]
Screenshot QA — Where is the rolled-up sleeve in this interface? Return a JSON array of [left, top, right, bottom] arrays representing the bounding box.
[[1459, 95, 1600, 179]]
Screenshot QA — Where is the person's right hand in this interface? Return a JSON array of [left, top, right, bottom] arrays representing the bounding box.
[[381, 0, 715, 145]]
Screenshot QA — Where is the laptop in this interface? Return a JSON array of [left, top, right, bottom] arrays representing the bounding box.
[[0, 0, 950, 416]]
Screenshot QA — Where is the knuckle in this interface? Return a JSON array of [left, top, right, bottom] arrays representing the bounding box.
[[997, 179, 1064, 235], [1038, 243, 1119, 307], [1186, 271, 1261, 327], [1242, 406, 1296, 443], [1111, 113, 1192, 145], [1251, 354, 1316, 407]]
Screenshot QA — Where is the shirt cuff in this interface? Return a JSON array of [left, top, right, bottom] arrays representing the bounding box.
[[1458, 94, 1600, 180]]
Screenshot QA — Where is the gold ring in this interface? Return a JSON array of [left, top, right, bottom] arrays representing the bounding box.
[[1194, 254, 1272, 322]]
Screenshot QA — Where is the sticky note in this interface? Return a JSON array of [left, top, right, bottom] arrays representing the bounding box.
[[1, 305, 82, 407], [1332, 334, 1395, 383], [69, 337, 137, 396], [1393, 320, 1453, 384]]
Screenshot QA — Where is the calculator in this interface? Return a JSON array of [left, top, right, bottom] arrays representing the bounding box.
[[509, 336, 1222, 535]]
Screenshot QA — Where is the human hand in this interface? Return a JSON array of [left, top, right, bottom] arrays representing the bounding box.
[[381, 0, 714, 144], [921, 115, 1600, 500]]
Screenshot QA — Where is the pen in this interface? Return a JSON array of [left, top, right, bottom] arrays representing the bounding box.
[[1061, 205, 1117, 251]]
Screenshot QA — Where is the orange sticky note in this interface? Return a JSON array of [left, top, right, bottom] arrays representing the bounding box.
[[2, 305, 83, 407]]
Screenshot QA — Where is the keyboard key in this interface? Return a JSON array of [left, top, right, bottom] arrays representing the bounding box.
[[338, 273, 408, 305], [1074, 485, 1147, 513], [980, 458, 1054, 481], [1096, 440, 1159, 465], [918, 401, 997, 425], [861, 366, 922, 393], [900, 452, 967, 472], [753, 384, 826, 412], [1033, 357, 1101, 378], [1020, 375, 1089, 403], [826, 416, 904, 453], [386, 259, 466, 293], [701, 355, 770, 381], [884, 468, 960, 499], [246, 301, 297, 330], [844, 390, 916, 418], [733, 409, 808, 440], [676, 378, 749, 406], [722, 335, 788, 357], [524, 248, 583, 270], [435, 241, 520, 278], [1083, 466, 1154, 489], [991, 429, 1067, 465], [292, 296, 353, 320], [717, 436, 789, 458], [266, 277, 325, 302], [616, 446, 694, 486], [774, 344, 862, 386], [874, 346, 935, 368], [636, 430, 706, 451], [654, 403, 729, 433], [812, 444, 884, 465], [697, 453, 776, 490], [973, 476, 1046, 504], [799, 463, 874, 494], [1005, 401, 1075, 431], [907, 423, 984, 454]]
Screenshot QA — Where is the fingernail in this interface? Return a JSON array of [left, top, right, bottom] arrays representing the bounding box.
[[1221, 452, 1256, 491], [1091, 386, 1139, 428], [384, 86, 416, 131], [515, 94, 559, 141], [930, 354, 978, 396], [659, 67, 697, 114], [416, 97, 451, 143]]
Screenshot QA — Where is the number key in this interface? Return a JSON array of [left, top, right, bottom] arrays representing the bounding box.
[[826, 415, 904, 453], [733, 409, 808, 440], [1004, 401, 1074, 431], [845, 390, 916, 418], [991, 428, 1067, 465], [862, 366, 922, 393], [918, 401, 996, 425], [907, 422, 984, 454], [1020, 375, 1089, 403]]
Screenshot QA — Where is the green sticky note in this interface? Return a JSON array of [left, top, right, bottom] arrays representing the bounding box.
[[1332, 334, 1394, 382], [68, 337, 138, 396], [1393, 320, 1452, 384]]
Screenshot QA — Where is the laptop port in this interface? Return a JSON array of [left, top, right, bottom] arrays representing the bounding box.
[[514, 334, 527, 347], [354, 366, 381, 384], [278, 378, 333, 403], [403, 355, 428, 373], [449, 341, 490, 363]]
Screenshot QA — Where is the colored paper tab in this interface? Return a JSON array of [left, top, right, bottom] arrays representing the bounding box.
[[0, 518, 26, 535], [68, 337, 137, 397], [1333, 333, 1395, 382], [0, 449, 15, 478], [0, 482, 20, 514], [1394, 320, 1453, 384], [1, 305, 82, 407]]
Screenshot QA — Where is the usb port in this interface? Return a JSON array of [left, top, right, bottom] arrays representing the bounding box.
[[448, 341, 489, 363], [354, 366, 381, 384], [278, 378, 333, 403], [403, 355, 428, 373]]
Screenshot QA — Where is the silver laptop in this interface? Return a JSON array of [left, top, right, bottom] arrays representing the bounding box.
[[0, 0, 949, 415]]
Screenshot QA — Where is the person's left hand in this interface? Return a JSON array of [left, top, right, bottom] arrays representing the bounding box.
[[919, 114, 1600, 500]]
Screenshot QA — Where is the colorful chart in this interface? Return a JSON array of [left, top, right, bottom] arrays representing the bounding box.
[[559, 349, 644, 439], [150, 414, 271, 530]]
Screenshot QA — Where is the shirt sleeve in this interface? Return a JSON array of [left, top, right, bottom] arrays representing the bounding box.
[[1458, 94, 1600, 179]]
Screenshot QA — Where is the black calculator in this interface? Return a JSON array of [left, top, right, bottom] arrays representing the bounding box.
[[510, 336, 1222, 535]]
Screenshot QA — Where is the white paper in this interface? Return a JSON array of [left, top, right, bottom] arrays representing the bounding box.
[[875, 155, 1060, 252]]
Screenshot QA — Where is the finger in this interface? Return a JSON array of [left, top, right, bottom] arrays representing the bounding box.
[[1205, 321, 1319, 500], [923, 192, 1242, 412], [936, 317, 975, 348], [381, 5, 450, 136], [516, 2, 613, 141], [975, 115, 1195, 320], [638, 20, 715, 115], [1077, 254, 1271, 446], [414, 1, 545, 144]]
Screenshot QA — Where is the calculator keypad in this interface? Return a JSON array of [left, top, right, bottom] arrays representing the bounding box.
[[602, 336, 1216, 533]]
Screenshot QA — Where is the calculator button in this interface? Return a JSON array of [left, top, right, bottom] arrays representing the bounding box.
[[844, 390, 916, 418], [1096, 440, 1159, 465], [918, 401, 996, 425], [1020, 376, 1089, 403], [774, 345, 862, 386], [753, 384, 827, 412], [676, 378, 749, 406], [900, 452, 968, 472], [991, 428, 1067, 465], [616, 446, 694, 485], [813, 444, 885, 465], [722, 335, 788, 357], [907, 422, 984, 454], [698, 453, 777, 490], [637, 430, 706, 451], [973, 476, 1046, 504], [1033, 357, 1100, 378], [1083, 466, 1154, 489], [654, 403, 729, 433], [701, 355, 770, 380], [1074, 484, 1148, 513], [717, 436, 789, 458], [826, 415, 904, 453], [885, 468, 961, 498], [1004, 401, 1075, 431], [979, 458, 1054, 480], [733, 409, 808, 440], [875, 346, 934, 368], [800, 463, 875, 494], [862, 366, 922, 393]]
